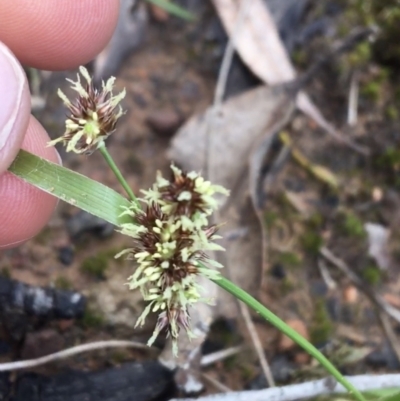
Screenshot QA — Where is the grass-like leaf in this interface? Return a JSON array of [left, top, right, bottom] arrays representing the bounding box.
[[367, 389, 400, 401], [8, 150, 133, 227], [145, 0, 195, 20]]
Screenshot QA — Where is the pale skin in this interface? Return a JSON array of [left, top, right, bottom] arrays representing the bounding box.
[[0, 0, 120, 248]]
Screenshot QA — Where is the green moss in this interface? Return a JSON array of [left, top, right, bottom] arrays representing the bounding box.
[[301, 231, 324, 255], [310, 299, 333, 346], [339, 0, 400, 66], [80, 307, 105, 328], [307, 212, 324, 230], [280, 276, 295, 295], [80, 253, 109, 279], [362, 264, 382, 285], [277, 251, 302, 267], [377, 147, 400, 170], [0, 267, 11, 279], [348, 42, 372, 67], [341, 212, 366, 239], [291, 49, 307, 67], [264, 211, 278, 228], [54, 276, 72, 290], [239, 364, 254, 382], [361, 80, 382, 102], [222, 355, 239, 371], [386, 104, 399, 120]]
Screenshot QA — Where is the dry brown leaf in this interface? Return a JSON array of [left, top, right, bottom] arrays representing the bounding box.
[[212, 0, 296, 85], [161, 84, 295, 387]]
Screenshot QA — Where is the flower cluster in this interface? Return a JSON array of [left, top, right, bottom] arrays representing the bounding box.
[[48, 66, 125, 154], [117, 165, 229, 354]]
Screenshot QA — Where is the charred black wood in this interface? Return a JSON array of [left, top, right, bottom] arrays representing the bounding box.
[[0, 277, 86, 320], [11, 361, 174, 401]]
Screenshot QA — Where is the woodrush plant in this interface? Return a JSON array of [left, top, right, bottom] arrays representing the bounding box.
[[8, 67, 368, 401]]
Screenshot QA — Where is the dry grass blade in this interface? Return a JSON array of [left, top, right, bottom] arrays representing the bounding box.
[[239, 303, 275, 387]]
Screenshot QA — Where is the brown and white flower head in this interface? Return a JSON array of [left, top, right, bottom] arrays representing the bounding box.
[[48, 66, 126, 154], [117, 165, 229, 355], [143, 165, 229, 227]]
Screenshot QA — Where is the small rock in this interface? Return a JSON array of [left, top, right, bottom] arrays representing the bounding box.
[[279, 319, 309, 351], [66, 211, 115, 239], [294, 351, 311, 365], [21, 329, 64, 360], [271, 354, 295, 383], [343, 285, 358, 304], [57, 246, 74, 266], [310, 280, 328, 297], [372, 187, 383, 202], [146, 109, 183, 137]]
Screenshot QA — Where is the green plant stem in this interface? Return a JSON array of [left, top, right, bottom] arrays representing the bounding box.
[[98, 144, 139, 206], [212, 275, 367, 401], [145, 0, 195, 20]]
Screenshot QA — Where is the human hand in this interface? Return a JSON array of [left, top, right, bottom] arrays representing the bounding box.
[[0, 0, 119, 249]]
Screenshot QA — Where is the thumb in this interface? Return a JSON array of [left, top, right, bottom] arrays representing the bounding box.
[[0, 41, 30, 173]]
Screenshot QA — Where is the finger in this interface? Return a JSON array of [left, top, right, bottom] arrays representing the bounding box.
[[0, 116, 60, 249], [0, 42, 30, 173], [0, 0, 119, 70]]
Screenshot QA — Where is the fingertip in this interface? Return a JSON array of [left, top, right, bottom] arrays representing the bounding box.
[[0, 116, 60, 249], [0, 0, 120, 70], [0, 42, 30, 174]]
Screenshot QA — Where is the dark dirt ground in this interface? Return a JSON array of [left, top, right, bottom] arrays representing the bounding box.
[[2, 0, 400, 398]]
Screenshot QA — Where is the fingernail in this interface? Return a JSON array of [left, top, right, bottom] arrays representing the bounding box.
[[0, 42, 25, 152]]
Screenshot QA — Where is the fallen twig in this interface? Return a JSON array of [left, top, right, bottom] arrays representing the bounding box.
[[0, 339, 243, 374], [0, 340, 154, 372], [201, 345, 243, 367], [0, 339, 241, 373], [377, 311, 400, 365], [170, 374, 400, 401]]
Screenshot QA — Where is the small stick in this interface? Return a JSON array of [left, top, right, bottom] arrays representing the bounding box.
[[0, 340, 154, 372], [320, 247, 400, 324], [170, 374, 400, 401], [239, 302, 276, 387]]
